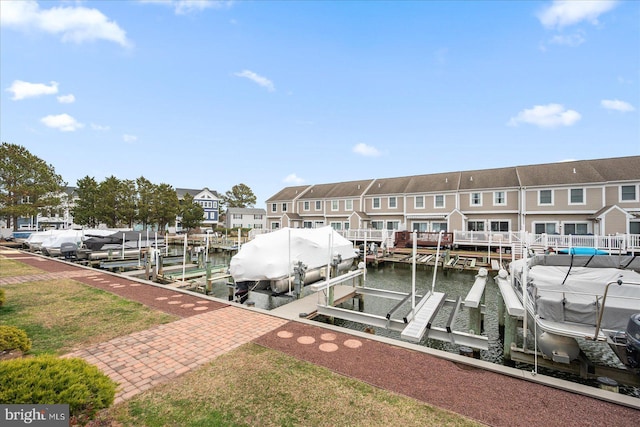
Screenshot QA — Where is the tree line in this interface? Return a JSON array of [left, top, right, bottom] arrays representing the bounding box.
[[1, 142, 257, 232]]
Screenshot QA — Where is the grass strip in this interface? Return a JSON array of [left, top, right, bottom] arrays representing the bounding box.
[[0, 279, 177, 355], [96, 343, 481, 427], [0, 256, 44, 277]]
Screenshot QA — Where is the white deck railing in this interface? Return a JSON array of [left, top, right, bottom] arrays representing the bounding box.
[[248, 228, 640, 254]]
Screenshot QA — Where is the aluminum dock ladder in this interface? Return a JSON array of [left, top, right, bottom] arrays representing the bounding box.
[[400, 291, 446, 342]]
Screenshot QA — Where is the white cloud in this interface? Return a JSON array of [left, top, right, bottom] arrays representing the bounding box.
[[283, 173, 304, 185], [234, 70, 275, 92], [57, 94, 75, 104], [508, 104, 581, 128], [6, 80, 58, 100], [538, 0, 618, 29], [548, 31, 585, 47], [40, 113, 84, 132], [123, 134, 138, 142], [601, 99, 635, 113], [139, 0, 230, 15], [91, 123, 110, 131], [0, 0, 131, 47], [353, 143, 381, 157]]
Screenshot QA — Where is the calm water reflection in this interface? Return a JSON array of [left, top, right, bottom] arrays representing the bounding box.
[[200, 252, 638, 397]]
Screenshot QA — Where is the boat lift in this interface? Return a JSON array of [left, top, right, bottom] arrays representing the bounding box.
[[311, 231, 490, 351]]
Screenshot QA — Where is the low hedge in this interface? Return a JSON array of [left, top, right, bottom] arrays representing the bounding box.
[[0, 288, 5, 307], [0, 325, 31, 353], [0, 355, 117, 420]]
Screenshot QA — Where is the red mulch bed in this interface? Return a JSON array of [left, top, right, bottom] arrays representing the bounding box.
[[254, 322, 639, 427]]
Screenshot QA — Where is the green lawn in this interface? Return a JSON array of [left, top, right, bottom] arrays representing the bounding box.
[[96, 343, 480, 427], [0, 278, 177, 355]]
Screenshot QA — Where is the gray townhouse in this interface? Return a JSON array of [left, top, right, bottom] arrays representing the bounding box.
[[225, 207, 267, 230], [265, 156, 640, 240]]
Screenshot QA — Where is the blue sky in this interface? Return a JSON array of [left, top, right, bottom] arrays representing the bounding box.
[[1, 0, 639, 207]]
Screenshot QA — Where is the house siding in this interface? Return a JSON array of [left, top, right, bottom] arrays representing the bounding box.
[[264, 156, 640, 237]]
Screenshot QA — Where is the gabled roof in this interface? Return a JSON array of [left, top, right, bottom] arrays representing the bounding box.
[[299, 180, 373, 199], [176, 188, 220, 199], [227, 207, 266, 214], [264, 155, 640, 202], [405, 172, 461, 193], [266, 185, 311, 202], [515, 160, 605, 187], [366, 177, 412, 195], [283, 212, 303, 220], [459, 167, 520, 190]]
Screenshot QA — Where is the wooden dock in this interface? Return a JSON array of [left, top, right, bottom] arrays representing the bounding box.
[[271, 285, 356, 320]]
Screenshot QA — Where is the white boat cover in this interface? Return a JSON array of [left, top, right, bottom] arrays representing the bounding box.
[[229, 226, 358, 282], [511, 255, 640, 332], [34, 229, 125, 251]]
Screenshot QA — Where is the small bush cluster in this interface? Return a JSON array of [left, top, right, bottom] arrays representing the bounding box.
[[0, 325, 31, 353], [0, 355, 117, 420], [0, 288, 5, 307]]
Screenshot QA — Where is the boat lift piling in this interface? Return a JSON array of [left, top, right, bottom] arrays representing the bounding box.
[[311, 230, 489, 352]]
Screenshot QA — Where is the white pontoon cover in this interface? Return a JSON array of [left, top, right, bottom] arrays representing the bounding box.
[[229, 226, 357, 282], [512, 256, 640, 332]]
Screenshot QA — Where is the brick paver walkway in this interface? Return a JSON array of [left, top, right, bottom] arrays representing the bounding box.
[[64, 306, 288, 403]]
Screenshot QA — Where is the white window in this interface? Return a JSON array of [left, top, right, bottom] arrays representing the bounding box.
[[330, 222, 342, 230], [254, 214, 263, 220], [467, 221, 484, 231], [538, 190, 553, 205], [432, 222, 447, 232], [569, 188, 584, 205], [282, 203, 287, 212], [371, 220, 384, 230], [373, 197, 381, 209], [415, 196, 424, 209], [470, 192, 482, 206], [386, 221, 400, 230], [564, 223, 589, 235], [534, 222, 557, 234], [490, 221, 509, 232], [233, 214, 243, 219], [389, 196, 397, 208], [493, 191, 506, 206], [412, 222, 428, 232], [271, 222, 280, 230], [331, 200, 339, 211], [434, 194, 444, 208], [345, 199, 353, 210], [303, 221, 313, 228], [304, 201, 310, 211], [621, 185, 637, 202], [315, 200, 322, 210], [271, 203, 277, 213]]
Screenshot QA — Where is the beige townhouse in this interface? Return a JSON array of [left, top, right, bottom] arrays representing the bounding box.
[[265, 156, 640, 240]]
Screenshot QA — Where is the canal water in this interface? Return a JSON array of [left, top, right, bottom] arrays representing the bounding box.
[[198, 251, 639, 398]]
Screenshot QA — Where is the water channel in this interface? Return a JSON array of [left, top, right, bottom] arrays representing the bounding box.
[[194, 251, 639, 398]]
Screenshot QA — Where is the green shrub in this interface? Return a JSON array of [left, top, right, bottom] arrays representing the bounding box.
[[0, 288, 5, 307], [0, 325, 31, 352], [0, 355, 117, 420]]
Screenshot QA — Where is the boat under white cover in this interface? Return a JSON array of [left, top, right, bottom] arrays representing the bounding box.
[[510, 255, 640, 335], [230, 226, 358, 293]]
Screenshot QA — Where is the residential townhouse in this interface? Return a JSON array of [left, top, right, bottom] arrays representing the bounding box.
[[225, 207, 266, 230], [265, 156, 640, 239]]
